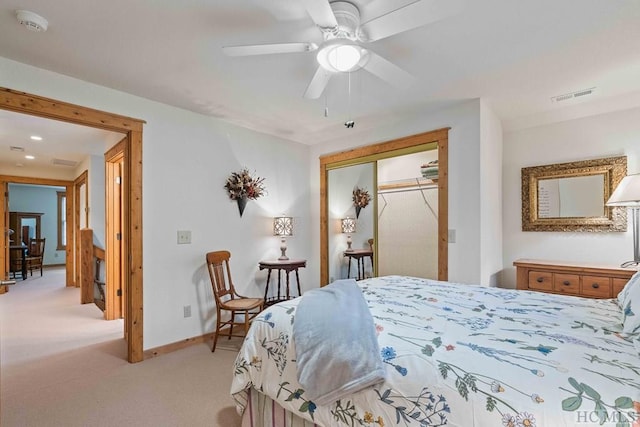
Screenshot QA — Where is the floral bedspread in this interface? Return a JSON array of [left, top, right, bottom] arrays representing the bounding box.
[[231, 275, 640, 427]]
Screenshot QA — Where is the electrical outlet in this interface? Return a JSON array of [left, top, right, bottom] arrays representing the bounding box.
[[177, 230, 191, 244], [183, 305, 191, 318], [448, 229, 456, 243]]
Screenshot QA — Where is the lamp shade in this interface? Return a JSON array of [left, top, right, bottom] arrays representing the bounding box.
[[606, 174, 640, 207], [273, 216, 293, 237], [341, 217, 356, 234]]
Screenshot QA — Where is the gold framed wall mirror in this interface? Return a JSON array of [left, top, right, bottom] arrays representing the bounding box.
[[319, 128, 449, 286], [521, 156, 627, 232]]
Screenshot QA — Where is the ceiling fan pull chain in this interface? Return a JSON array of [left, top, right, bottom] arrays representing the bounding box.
[[324, 93, 329, 118], [344, 72, 355, 128]]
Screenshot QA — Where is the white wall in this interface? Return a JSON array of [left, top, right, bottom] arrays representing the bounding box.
[[502, 106, 640, 288], [1, 56, 312, 349], [480, 101, 504, 286], [310, 99, 490, 285]]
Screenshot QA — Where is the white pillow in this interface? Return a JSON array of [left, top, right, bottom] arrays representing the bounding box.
[[617, 270, 640, 308], [619, 271, 640, 334]]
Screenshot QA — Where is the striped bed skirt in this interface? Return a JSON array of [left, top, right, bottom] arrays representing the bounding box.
[[240, 388, 320, 427]]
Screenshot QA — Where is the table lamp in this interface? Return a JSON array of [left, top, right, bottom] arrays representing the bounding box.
[[341, 217, 356, 252], [273, 216, 293, 260], [607, 173, 640, 267]]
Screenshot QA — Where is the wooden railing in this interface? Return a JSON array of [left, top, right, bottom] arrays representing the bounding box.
[[79, 229, 106, 311]]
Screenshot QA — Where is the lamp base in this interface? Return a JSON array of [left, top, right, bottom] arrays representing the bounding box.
[[620, 260, 640, 268], [345, 235, 353, 252], [278, 238, 289, 261]]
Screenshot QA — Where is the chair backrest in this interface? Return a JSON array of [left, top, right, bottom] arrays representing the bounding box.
[[205, 250, 236, 304], [29, 238, 46, 258]]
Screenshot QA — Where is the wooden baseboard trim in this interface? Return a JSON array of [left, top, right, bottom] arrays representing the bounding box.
[[143, 332, 215, 359], [143, 325, 250, 359]]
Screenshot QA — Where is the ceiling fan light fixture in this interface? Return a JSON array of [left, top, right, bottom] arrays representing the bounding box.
[[317, 40, 366, 73]]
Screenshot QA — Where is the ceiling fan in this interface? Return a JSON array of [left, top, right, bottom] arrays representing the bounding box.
[[223, 0, 463, 99]]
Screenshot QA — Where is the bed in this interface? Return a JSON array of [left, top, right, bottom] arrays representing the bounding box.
[[231, 275, 640, 427]]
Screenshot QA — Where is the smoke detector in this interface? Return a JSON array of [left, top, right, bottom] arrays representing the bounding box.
[[16, 10, 48, 32]]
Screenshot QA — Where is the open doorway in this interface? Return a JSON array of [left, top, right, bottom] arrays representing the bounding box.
[[0, 87, 144, 363]]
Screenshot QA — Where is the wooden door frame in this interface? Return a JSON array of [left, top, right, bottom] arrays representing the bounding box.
[[105, 139, 126, 322], [0, 87, 145, 363], [73, 170, 89, 287]]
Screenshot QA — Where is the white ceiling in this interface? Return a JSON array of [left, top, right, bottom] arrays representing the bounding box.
[[1, 0, 640, 149], [0, 109, 124, 171]]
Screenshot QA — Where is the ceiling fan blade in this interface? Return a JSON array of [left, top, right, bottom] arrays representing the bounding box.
[[362, 52, 415, 90], [359, 0, 465, 42], [300, 0, 338, 30], [223, 42, 318, 57], [304, 66, 332, 99]]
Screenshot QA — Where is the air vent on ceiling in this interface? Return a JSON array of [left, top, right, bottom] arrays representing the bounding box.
[[551, 87, 596, 103], [51, 158, 78, 167], [10, 146, 24, 152]]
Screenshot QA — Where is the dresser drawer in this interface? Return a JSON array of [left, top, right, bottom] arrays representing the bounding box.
[[553, 273, 580, 295], [612, 278, 628, 297], [528, 271, 553, 291], [514, 259, 637, 299], [581, 275, 612, 298]]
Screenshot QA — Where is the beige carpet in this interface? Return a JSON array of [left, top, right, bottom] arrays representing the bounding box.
[[1, 267, 243, 427]]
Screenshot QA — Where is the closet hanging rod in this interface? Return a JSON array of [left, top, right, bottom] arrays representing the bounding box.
[[378, 185, 437, 195], [378, 177, 437, 194]]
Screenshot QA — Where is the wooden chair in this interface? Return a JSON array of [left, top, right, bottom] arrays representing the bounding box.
[[25, 238, 46, 276], [205, 251, 264, 352]]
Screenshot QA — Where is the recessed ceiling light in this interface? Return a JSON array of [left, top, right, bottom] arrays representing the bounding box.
[[25, 155, 35, 160], [30, 135, 43, 141]]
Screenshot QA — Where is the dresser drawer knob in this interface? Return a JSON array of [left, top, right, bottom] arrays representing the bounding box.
[[536, 277, 544, 283], [563, 281, 571, 286], [591, 283, 600, 289]]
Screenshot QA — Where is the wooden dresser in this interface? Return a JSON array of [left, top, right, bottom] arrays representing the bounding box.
[[513, 259, 637, 299]]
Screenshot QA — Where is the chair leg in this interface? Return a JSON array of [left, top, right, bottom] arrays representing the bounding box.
[[212, 310, 221, 352], [244, 311, 249, 337], [228, 311, 234, 340]]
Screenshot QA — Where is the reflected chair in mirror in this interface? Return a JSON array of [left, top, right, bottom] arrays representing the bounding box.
[[25, 238, 46, 277], [205, 250, 264, 352]]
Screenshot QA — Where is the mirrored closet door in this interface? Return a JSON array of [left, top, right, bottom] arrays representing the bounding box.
[[320, 128, 449, 286]]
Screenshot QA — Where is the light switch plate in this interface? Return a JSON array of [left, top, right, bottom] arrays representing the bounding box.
[[177, 230, 191, 244], [448, 229, 456, 243]]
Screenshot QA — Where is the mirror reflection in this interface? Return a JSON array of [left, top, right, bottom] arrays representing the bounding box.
[[327, 163, 375, 282], [537, 175, 605, 218]]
